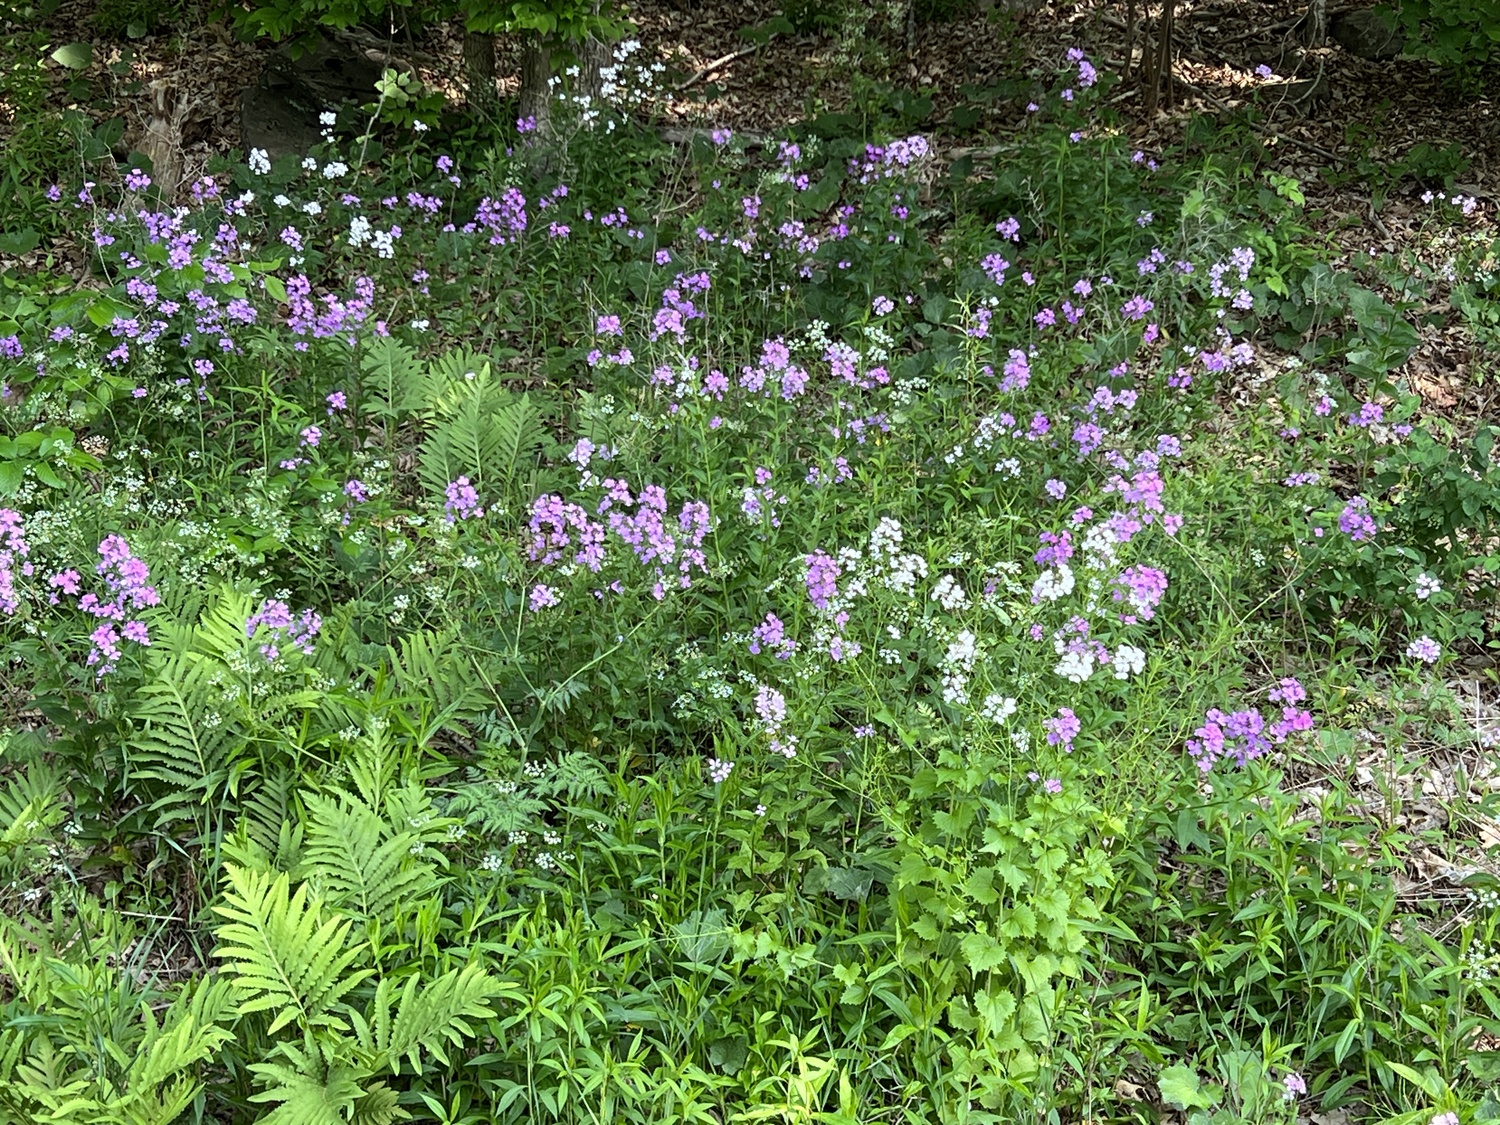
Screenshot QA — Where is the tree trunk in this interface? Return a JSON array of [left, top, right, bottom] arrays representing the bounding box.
[[463, 30, 498, 114], [518, 35, 553, 137], [575, 33, 608, 106], [1142, 0, 1175, 117]]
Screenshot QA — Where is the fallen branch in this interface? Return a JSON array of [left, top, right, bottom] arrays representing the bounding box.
[[659, 124, 774, 148], [673, 43, 764, 93]]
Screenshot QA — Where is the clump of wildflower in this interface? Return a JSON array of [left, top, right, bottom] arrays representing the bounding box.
[[805, 550, 841, 610], [749, 613, 796, 659], [445, 477, 485, 522], [1405, 636, 1442, 664], [246, 599, 321, 661], [1282, 1072, 1306, 1101], [1045, 708, 1081, 752], [707, 757, 733, 784], [0, 509, 32, 616], [1337, 495, 1377, 542], [1189, 681, 1314, 771], [54, 536, 161, 675]]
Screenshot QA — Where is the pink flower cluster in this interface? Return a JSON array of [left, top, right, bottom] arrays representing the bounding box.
[[49, 535, 160, 675], [0, 509, 32, 616], [1187, 678, 1314, 772], [245, 599, 322, 662], [527, 479, 711, 604]]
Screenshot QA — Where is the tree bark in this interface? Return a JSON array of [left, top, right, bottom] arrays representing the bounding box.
[[1142, 0, 1175, 117], [463, 30, 498, 114], [518, 35, 553, 136]]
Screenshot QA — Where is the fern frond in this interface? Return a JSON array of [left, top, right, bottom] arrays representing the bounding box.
[[297, 793, 437, 923], [351, 965, 510, 1075], [385, 629, 486, 720], [212, 864, 371, 1034], [488, 393, 543, 499], [241, 760, 300, 859], [350, 1082, 405, 1125], [0, 763, 65, 872], [360, 336, 424, 420], [130, 652, 244, 833], [127, 978, 237, 1093], [247, 1058, 364, 1125]]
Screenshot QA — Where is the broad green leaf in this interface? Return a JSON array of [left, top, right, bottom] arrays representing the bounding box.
[[51, 42, 93, 69], [1158, 1064, 1217, 1110]]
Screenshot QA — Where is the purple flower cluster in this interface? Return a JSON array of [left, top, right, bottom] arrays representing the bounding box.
[[749, 613, 797, 659], [1188, 678, 1314, 771], [1045, 707, 1081, 752], [471, 187, 528, 245], [445, 477, 485, 523], [1338, 496, 1377, 542], [46, 535, 160, 674], [245, 599, 322, 662], [528, 479, 710, 602], [0, 509, 33, 615], [804, 550, 841, 610], [1112, 564, 1168, 622], [848, 136, 931, 184]]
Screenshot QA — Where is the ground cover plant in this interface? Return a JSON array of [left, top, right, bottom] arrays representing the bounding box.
[[1, 31, 1499, 1125]]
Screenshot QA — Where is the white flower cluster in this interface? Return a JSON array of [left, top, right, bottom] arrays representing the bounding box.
[[978, 692, 1017, 724], [1054, 649, 1094, 683], [1112, 643, 1146, 680], [940, 629, 978, 705], [248, 147, 271, 175], [1032, 563, 1075, 603], [1413, 572, 1442, 600], [931, 574, 968, 611]]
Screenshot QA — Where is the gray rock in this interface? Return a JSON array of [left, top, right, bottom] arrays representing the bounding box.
[[239, 33, 388, 160], [1330, 9, 1402, 61], [239, 82, 325, 160]]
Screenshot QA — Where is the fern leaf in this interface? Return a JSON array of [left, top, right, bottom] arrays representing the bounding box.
[[488, 393, 543, 500], [247, 1062, 364, 1125], [130, 652, 243, 832], [212, 865, 371, 1034], [351, 965, 509, 1076], [298, 793, 437, 923], [360, 336, 424, 419]]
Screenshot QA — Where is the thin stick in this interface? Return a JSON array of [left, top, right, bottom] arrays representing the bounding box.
[[673, 43, 762, 92]]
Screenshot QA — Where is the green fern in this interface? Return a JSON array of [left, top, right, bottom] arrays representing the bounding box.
[[351, 965, 510, 1075], [359, 335, 424, 420], [246, 1041, 370, 1125], [130, 650, 244, 835], [385, 628, 487, 721], [212, 864, 372, 1034], [408, 350, 545, 509], [297, 790, 439, 924], [0, 762, 65, 876]]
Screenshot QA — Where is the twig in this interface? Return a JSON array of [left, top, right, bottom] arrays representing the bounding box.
[[673, 43, 763, 93]]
